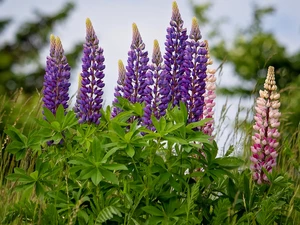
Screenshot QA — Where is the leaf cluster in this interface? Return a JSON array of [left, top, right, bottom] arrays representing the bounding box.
[[2, 100, 300, 224]]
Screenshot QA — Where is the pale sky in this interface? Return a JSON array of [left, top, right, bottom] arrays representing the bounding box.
[[1, 0, 299, 151]]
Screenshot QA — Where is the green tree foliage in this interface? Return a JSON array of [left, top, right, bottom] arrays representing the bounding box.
[[0, 1, 82, 95], [0, 1, 83, 136], [193, 3, 299, 140]]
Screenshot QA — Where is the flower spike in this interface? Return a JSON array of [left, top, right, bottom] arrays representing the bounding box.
[[158, 1, 188, 116], [74, 18, 105, 124], [185, 18, 208, 123], [251, 66, 281, 184], [200, 40, 216, 135], [43, 35, 71, 117], [112, 60, 126, 117]]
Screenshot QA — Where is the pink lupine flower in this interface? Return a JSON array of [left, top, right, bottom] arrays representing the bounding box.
[[251, 66, 281, 184], [201, 41, 216, 136]]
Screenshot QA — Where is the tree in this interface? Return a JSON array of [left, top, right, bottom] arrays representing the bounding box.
[[193, 3, 300, 137], [0, 1, 83, 135], [0, 1, 82, 95]]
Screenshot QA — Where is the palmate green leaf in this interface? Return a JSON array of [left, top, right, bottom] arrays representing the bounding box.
[[186, 118, 212, 131], [61, 110, 78, 129], [100, 168, 118, 184], [142, 206, 164, 217], [14, 182, 35, 193], [35, 181, 45, 197], [187, 132, 212, 144], [79, 167, 96, 180], [151, 115, 161, 132], [30, 171, 39, 180], [5, 126, 27, 143], [95, 206, 122, 224], [126, 145, 135, 157], [15, 149, 27, 160], [102, 163, 128, 171], [111, 122, 125, 139], [165, 122, 184, 134], [125, 131, 134, 143], [42, 107, 56, 123], [5, 141, 25, 154], [91, 168, 102, 185], [207, 168, 233, 180], [164, 136, 188, 145], [214, 157, 244, 169], [55, 104, 65, 124], [91, 137, 105, 162], [113, 110, 134, 123], [69, 165, 85, 174], [102, 146, 125, 163], [6, 169, 35, 182], [51, 121, 61, 131], [68, 158, 94, 167]]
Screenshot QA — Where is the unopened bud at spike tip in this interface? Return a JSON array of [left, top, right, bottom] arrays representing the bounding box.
[[153, 39, 159, 50], [85, 18, 95, 36], [118, 59, 126, 85], [172, 1, 179, 14], [131, 23, 143, 47], [55, 36, 63, 52], [171, 1, 182, 23], [190, 17, 202, 41], [50, 34, 56, 47]]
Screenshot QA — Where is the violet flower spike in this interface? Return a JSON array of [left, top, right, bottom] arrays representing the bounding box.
[[185, 17, 208, 123], [250, 66, 281, 184], [123, 23, 149, 105], [158, 1, 188, 116], [112, 60, 126, 117], [149, 39, 163, 120], [75, 18, 105, 125], [43, 35, 71, 117]]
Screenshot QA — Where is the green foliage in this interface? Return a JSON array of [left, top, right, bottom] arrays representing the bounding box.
[[1, 100, 299, 224], [0, 2, 82, 95], [193, 1, 300, 184]]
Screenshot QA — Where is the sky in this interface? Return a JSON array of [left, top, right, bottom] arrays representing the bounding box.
[[1, 0, 299, 150]]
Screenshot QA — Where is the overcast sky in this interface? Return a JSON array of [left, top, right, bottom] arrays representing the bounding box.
[[1, 0, 299, 150]]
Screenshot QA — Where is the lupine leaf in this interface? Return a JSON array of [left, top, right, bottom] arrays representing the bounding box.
[[102, 163, 128, 171], [142, 206, 164, 217], [214, 157, 244, 169], [43, 107, 56, 122]]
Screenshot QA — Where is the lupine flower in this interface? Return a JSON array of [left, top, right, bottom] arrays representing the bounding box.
[[158, 1, 188, 116], [74, 18, 105, 124], [111, 60, 126, 117], [123, 23, 149, 105], [201, 40, 216, 136], [43, 35, 71, 116], [185, 17, 208, 123], [250, 66, 281, 184], [149, 40, 164, 120], [122, 23, 151, 125]]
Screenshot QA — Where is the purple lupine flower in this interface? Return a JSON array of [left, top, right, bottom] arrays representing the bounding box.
[[123, 23, 149, 104], [43, 34, 71, 116], [158, 1, 188, 116], [74, 18, 105, 124], [149, 40, 163, 120], [122, 23, 151, 125], [251, 66, 281, 184], [112, 60, 126, 117], [201, 41, 216, 136], [185, 17, 208, 123]]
